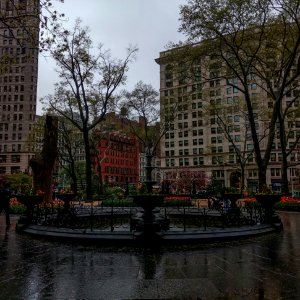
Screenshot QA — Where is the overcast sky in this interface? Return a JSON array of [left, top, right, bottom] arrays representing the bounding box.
[[37, 0, 186, 112]]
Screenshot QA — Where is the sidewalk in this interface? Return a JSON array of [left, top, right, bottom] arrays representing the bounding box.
[[0, 212, 299, 299]]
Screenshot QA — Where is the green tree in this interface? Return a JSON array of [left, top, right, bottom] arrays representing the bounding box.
[[5, 173, 32, 194], [179, 0, 300, 192], [41, 19, 137, 199], [122, 81, 177, 193]]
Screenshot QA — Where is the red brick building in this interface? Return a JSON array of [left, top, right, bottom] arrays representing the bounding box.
[[96, 131, 139, 186]]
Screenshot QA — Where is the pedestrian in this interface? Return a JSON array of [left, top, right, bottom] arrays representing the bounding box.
[[0, 182, 11, 226], [222, 187, 230, 212]]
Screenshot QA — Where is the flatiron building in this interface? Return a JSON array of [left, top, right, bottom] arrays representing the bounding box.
[[0, 0, 39, 174]]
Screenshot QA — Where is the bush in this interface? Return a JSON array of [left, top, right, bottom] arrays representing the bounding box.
[[275, 202, 300, 211], [102, 198, 134, 207], [9, 204, 26, 214]]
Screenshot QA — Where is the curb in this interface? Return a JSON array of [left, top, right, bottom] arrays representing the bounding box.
[[20, 223, 283, 245]]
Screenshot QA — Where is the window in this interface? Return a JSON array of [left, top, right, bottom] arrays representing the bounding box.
[[212, 156, 218, 164], [251, 83, 257, 90], [11, 155, 20, 163], [248, 169, 258, 178], [234, 125, 240, 132], [179, 158, 183, 166], [270, 153, 276, 162], [11, 166, 20, 174], [247, 144, 254, 150], [193, 157, 198, 166], [184, 158, 189, 166], [213, 170, 224, 178], [271, 168, 281, 177]]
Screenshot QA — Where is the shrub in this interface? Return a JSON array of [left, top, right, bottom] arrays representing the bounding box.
[[9, 204, 26, 214], [163, 200, 192, 207], [275, 202, 300, 211], [102, 198, 134, 207]]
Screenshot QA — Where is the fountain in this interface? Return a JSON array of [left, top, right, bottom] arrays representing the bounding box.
[[130, 152, 170, 241], [131, 193, 169, 239]]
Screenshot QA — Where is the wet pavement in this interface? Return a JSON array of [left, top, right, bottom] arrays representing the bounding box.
[[0, 212, 299, 299]]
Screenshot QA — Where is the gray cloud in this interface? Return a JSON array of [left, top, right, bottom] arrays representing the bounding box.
[[37, 0, 185, 112]]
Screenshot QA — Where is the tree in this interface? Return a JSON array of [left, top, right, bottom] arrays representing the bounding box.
[[41, 19, 137, 199], [122, 81, 176, 193], [4, 173, 33, 194], [179, 0, 300, 192], [56, 119, 85, 195], [164, 168, 207, 194], [206, 97, 257, 192], [0, 0, 65, 50]]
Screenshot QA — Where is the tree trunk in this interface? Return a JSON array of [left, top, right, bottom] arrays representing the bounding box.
[[277, 109, 289, 195], [281, 155, 289, 195], [29, 115, 58, 202], [145, 153, 154, 194], [240, 164, 245, 193], [258, 165, 267, 192], [83, 129, 93, 200]]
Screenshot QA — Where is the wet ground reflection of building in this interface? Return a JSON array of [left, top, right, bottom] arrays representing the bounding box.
[[0, 212, 299, 299]]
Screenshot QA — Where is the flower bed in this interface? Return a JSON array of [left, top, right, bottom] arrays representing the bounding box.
[[164, 196, 192, 207], [9, 197, 26, 214], [275, 196, 300, 211]]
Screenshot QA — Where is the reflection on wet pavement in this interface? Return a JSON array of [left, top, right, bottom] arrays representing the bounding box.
[[0, 212, 299, 299]]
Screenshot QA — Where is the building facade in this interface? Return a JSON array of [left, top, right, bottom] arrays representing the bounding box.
[[96, 131, 139, 186], [156, 46, 300, 193], [0, 0, 39, 175]]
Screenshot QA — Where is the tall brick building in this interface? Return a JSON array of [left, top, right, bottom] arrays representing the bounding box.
[[0, 0, 39, 174]]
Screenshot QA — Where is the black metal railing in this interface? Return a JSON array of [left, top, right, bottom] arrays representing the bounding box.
[[25, 201, 268, 232]]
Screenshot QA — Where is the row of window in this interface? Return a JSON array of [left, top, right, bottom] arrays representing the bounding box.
[[0, 94, 35, 103], [104, 166, 136, 175], [0, 132, 23, 140], [0, 155, 20, 163], [1, 114, 35, 121], [0, 166, 21, 175], [0, 85, 25, 92], [0, 75, 36, 83], [0, 104, 24, 111], [0, 144, 22, 152], [165, 151, 299, 167]]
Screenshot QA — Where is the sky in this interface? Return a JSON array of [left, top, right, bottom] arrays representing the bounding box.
[[37, 0, 186, 113]]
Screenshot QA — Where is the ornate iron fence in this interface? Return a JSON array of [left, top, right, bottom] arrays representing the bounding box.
[[27, 202, 267, 232]]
